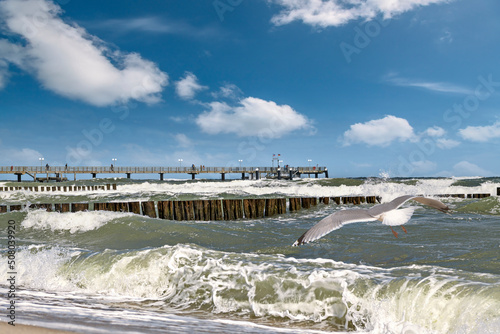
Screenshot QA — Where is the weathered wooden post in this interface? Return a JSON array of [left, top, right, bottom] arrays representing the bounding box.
[[265, 199, 278, 216], [112, 184, 117, 190], [234, 199, 243, 219], [72, 203, 89, 212], [106, 184, 111, 190], [158, 201, 174, 220], [223, 199, 234, 220], [128, 202, 141, 215], [301, 198, 311, 209], [255, 199, 266, 217], [213, 200, 223, 220], [55, 203, 70, 213], [203, 200, 212, 220], [173, 201, 184, 221], [141, 201, 156, 218], [243, 199, 256, 218], [0, 205, 7, 213], [193, 200, 205, 220], [10, 205, 22, 212], [277, 198, 286, 214], [184, 201, 195, 220], [222, 199, 242, 220]]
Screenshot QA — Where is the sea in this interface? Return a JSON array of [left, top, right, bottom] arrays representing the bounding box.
[[0, 176, 499, 334]]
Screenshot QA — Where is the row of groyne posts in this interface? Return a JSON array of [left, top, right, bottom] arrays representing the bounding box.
[[0, 196, 383, 218], [0, 184, 497, 219], [0, 184, 117, 192]]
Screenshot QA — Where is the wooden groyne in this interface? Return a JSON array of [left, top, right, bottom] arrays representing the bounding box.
[[0, 193, 494, 219], [0, 184, 117, 192], [0, 196, 380, 218]]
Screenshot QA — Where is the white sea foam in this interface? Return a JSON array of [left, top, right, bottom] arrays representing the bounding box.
[[21, 209, 134, 233], [3, 244, 497, 334], [94, 178, 500, 202], [1, 178, 499, 203]]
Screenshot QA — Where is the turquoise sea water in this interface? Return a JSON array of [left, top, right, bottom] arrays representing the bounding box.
[[0, 177, 499, 333]]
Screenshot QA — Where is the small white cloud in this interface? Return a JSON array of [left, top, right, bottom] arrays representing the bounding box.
[[436, 138, 460, 149], [458, 121, 500, 142], [451, 161, 492, 177], [0, 60, 8, 89], [196, 97, 313, 138], [211, 83, 243, 100], [169, 116, 184, 123], [0, 146, 55, 165], [270, 0, 451, 28], [439, 29, 453, 44], [425, 126, 446, 137], [342, 115, 417, 147], [173, 133, 192, 148], [385, 74, 473, 95], [175, 72, 208, 100], [0, 0, 168, 106]]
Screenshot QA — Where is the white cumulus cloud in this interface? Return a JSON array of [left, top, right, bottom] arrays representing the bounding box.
[[458, 121, 500, 142], [425, 126, 446, 137], [436, 138, 460, 149], [342, 115, 417, 146], [175, 72, 208, 100], [0, 0, 168, 106], [451, 161, 492, 177], [270, 0, 451, 28], [196, 97, 313, 138]]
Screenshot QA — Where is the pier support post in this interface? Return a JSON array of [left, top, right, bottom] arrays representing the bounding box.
[[255, 169, 260, 180], [159, 173, 164, 181], [324, 169, 329, 178], [277, 169, 281, 180], [191, 173, 196, 180], [315, 173, 318, 178], [126, 173, 131, 179], [92, 173, 97, 179], [15, 173, 22, 182], [221, 173, 225, 181], [289, 170, 293, 179], [241, 173, 245, 180]]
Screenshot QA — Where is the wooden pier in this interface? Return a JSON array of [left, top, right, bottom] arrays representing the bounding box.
[[0, 166, 328, 182]]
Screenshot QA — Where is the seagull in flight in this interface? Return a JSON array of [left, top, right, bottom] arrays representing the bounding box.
[[293, 195, 450, 246]]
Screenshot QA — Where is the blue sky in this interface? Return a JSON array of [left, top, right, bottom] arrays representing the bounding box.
[[1, 0, 500, 178]]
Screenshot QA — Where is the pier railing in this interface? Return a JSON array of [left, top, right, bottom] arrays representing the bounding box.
[[0, 166, 327, 174]]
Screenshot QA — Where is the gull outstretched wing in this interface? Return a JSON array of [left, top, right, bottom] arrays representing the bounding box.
[[293, 209, 377, 246]]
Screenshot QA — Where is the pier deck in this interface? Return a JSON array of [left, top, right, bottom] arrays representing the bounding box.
[[1, 166, 328, 182]]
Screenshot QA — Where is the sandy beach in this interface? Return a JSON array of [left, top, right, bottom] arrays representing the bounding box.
[[0, 323, 79, 334]]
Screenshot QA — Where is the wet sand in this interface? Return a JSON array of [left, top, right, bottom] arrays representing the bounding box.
[[0, 322, 79, 334]]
